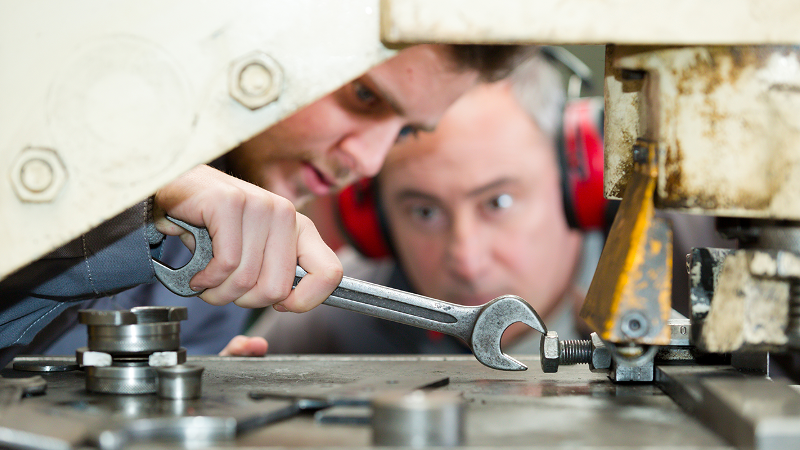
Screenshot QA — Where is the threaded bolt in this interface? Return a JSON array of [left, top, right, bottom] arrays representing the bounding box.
[[560, 340, 592, 364], [541, 332, 612, 373]]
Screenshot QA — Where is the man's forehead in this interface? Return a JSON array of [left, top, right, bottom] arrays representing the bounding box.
[[364, 45, 477, 129], [387, 160, 523, 200], [360, 73, 436, 133]]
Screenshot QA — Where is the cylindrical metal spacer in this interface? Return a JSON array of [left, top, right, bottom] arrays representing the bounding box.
[[372, 390, 464, 447], [86, 322, 180, 354], [85, 366, 157, 395], [155, 364, 204, 399]]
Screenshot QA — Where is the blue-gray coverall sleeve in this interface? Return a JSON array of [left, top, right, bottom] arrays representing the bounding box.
[[0, 201, 164, 353], [41, 236, 250, 356]]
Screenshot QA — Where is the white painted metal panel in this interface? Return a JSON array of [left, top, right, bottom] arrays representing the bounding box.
[[1, 0, 393, 280], [381, 0, 800, 45]]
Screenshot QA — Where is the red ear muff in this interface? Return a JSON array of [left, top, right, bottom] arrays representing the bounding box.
[[559, 97, 607, 231], [335, 178, 393, 259]]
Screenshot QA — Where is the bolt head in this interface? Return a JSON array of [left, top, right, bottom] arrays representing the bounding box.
[[540, 331, 560, 373], [620, 310, 649, 339], [589, 332, 611, 373], [10, 147, 66, 202], [229, 51, 283, 110]]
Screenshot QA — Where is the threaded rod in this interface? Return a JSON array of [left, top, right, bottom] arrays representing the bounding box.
[[559, 339, 591, 365]]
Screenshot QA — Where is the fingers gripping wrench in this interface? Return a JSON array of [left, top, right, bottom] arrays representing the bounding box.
[[153, 217, 547, 371]]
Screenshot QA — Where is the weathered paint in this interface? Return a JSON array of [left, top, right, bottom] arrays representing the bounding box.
[[581, 141, 672, 345], [701, 250, 790, 352], [608, 46, 800, 220], [382, 0, 800, 45]]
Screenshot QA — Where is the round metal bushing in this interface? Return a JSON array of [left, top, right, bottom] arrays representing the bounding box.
[[10, 147, 67, 203], [229, 51, 283, 110], [372, 390, 465, 447], [78, 310, 137, 326], [130, 306, 188, 323], [155, 364, 204, 399], [85, 366, 157, 395], [87, 322, 180, 354]]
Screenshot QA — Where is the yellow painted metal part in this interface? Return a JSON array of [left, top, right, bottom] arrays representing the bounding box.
[[580, 140, 672, 345]]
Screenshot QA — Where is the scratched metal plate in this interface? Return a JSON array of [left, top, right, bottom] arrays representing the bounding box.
[[0, 355, 732, 449]]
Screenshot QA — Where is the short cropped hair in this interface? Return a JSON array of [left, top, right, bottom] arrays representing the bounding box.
[[447, 45, 530, 83]]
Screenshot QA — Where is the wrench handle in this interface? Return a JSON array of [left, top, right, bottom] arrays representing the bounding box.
[[294, 266, 478, 341]]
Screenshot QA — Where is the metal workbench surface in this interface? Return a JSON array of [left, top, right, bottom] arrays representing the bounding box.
[[1, 355, 731, 449]]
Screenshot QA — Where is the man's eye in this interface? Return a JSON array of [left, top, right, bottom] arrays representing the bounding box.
[[396, 125, 419, 142], [411, 205, 439, 221], [353, 81, 378, 105], [488, 193, 514, 210]]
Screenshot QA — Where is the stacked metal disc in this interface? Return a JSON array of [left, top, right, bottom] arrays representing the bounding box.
[[77, 306, 189, 395]]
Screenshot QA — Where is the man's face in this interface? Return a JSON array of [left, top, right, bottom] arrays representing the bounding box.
[[379, 82, 582, 322], [228, 44, 479, 207]]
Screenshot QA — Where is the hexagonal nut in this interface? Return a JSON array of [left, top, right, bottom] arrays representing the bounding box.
[[229, 51, 283, 110], [589, 332, 611, 373], [540, 331, 560, 373], [10, 147, 67, 202]]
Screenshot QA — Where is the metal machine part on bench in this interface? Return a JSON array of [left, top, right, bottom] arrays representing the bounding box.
[[77, 307, 200, 396]]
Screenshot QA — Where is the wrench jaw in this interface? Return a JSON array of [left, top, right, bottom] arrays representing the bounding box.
[[470, 295, 548, 371], [152, 216, 213, 297]]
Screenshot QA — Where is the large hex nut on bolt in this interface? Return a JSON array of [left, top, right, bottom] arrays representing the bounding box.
[[10, 147, 67, 203], [540, 331, 560, 373], [229, 51, 283, 110], [589, 332, 612, 373]]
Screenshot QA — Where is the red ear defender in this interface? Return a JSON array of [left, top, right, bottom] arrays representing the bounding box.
[[559, 97, 607, 231], [335, 178, 393, 259]]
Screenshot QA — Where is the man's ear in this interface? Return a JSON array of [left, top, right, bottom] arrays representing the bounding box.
[[557, 97, 611, 232], [335, 178, 394, 259]]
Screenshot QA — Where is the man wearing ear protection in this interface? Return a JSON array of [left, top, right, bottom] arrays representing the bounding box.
[[238, 52, 608, 355], [13, 44, 522, 361]]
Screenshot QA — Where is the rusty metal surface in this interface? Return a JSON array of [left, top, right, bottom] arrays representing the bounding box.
[[604, 45, 647, 200], [580, 140, 672, 345], [700, 250, 790, 352], [606, 46, 800, 219], [689, 248, 734, 347]]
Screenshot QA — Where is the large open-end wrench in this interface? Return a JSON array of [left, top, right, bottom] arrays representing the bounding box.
[[153, 217, 547, 371], [292, 266, 547, 371]]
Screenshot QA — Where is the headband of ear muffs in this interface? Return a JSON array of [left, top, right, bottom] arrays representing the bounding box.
[[337, 48, 612, 259], [541, 46, 613, 232]]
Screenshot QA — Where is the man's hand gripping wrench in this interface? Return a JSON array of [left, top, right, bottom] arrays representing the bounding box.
[[153, 217, 547, 371]]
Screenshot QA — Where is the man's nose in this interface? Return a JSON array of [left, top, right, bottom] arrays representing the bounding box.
[[339, 121, 402, 177], [447, 217, 490, 282]]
